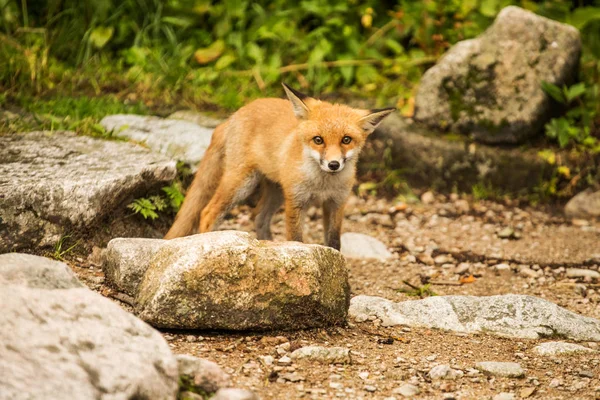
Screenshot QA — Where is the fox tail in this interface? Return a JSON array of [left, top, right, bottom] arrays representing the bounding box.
[[164, 122, 226, 239]]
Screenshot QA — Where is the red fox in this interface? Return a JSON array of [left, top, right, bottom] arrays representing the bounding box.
[[164, 83, 395, 250]]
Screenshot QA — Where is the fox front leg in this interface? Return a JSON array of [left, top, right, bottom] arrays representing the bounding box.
[[323, 199, 345, 251], [284, 197, 304, 243]]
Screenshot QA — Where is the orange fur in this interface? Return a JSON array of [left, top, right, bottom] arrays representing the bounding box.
[[164, 84, 395, 249]]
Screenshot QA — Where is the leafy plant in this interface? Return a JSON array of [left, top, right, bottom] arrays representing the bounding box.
[[127, 196, 165, 220], [50, 234, 80, 260], [541, 81, 599, 149]]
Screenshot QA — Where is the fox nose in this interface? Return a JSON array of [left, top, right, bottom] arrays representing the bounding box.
[[328, 161, 340, 171]]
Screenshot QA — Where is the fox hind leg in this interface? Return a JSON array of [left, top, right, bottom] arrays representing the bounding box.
[[254, 180, 284, 240], [199, 170, 260, 233]]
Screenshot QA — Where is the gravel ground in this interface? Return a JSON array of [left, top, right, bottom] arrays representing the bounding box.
[[69, 192, 600, 400]]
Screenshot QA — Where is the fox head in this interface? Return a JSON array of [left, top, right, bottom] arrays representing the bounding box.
[[283, 83, 395, 174]]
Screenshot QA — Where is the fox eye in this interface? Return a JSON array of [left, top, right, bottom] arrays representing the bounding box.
[[341, 136, 352, 144], [313, 136, 324, 145]]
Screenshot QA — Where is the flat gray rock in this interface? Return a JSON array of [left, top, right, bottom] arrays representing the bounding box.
[[533, 342, 596, 356], [0, 131, 176, 252], [104, 231, 350, 330], [565, 189, 600, 220], [290, 346, 351, 364], [0, 253, 83, 289], [475, 362, 525, 378], [0, 253, 179, 400], [414, 6, 580, 144], [349, 294, 600, 341], [168, 110, 224, 128], [341, 232, 393, 261], [101, 114, 214, 169]]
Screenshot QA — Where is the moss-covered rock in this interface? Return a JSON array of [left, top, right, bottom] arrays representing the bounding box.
[[104, 231, 350, 330], [414, 6, 581, 144]]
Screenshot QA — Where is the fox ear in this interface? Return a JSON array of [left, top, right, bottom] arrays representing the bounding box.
[[282, 83, 310, 119], [358, 108, 396, 134]]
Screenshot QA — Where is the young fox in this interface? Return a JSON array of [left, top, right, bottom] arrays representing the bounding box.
[[164, 83, 395, 250]]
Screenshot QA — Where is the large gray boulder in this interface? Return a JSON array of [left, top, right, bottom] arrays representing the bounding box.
[[0, 131, 176, 252], [565, 189, 600, 219], [103, 231, 350, 330], [0, 253, 179, 400], [100, 114, 214, 169], [349, 294, 600, 341], [414, 6, 581, 144]]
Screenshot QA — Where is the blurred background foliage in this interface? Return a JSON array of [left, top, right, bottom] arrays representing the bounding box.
[[0, 0, 599, 150]]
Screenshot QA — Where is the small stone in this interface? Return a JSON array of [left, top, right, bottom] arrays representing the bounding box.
[[519, 267, 539, 279], [278, 356, 292, 366], [421, 191, 435, 204], [290, 346, 351, 365], [533, 342, 596, 356], [176, 354, 231, 393], [494, 263, 511, 271], [497, 227, 515, 239], [211, 388, 259, 400], [393, 383, 420, 397], [434, 255, 452, 265], [364, 385, 377, 392], [566, 268, 600, 280], [260, 355, 274, 366], [476, 362, 525, 378], [493, 393, 515, 400], [429, 365, 464, 380], [359, 371, 369, 380], [578, 370, 594, 378], [329, 382, 343, 390], [186, 335, 196, 342], [340, 233, 393, 261], [519, 387, 536, 398], [280, 373, 305, 382], [549, 378, 562, 388]]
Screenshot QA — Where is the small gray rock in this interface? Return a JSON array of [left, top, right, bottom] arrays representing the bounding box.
[[493, 393, 516, 400], [212, 388, 259, 400], [566, 268, 600, 280], [476, 362, 525, 378], [393, 383, 420, 397], [428, 365, 464, 380], [565, 189, 600, 219], [341, 232, 393, 261], [100, 114, 214, 169], [533, 342, 596, 356], [364, 385, 377, 392], [176, 354, 231, 394], [290, 346, 351, 365]]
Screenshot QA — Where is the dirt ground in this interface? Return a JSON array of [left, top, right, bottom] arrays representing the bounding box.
[[67, 192, 600, 400]]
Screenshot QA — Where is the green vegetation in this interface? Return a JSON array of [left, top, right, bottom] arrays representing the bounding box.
[[48, 234, 79, 260], [1, 1, 598, 117]]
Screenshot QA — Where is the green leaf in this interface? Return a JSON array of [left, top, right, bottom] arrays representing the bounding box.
[[479, 0, 499, 17], [89, 26, 114, 49], [540, 81, 566, 104], [194, 40, 225, 64], [460, 0, 478, 16], [565, 83, 586, 103], [568, 7, 600, 30]]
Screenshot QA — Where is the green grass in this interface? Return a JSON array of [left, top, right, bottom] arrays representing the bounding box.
[[1, 94, 148, 137]]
